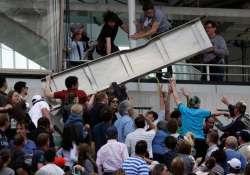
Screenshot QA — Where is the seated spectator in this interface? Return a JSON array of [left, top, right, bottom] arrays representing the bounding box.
[[125, 115, 156, 158], [96, 126, 129, 174], [29, 95, 50, 128], [237, 130, 250, 161], [35, 148, 64, 175], [9, 134, 28, 175], [31, 117, 55, 147], [176, 140, 195, 174], [225, 136, 247, 172], [114, 100, 135, 143], [152, 121, 169, 163], [122, 140, 150, 175], [0, 113, 9, 149], [151, 164, 169, 175], [163, 136, 178, 169], [74, 143, 96, 175], [92, 106, 114, 152], [31, 133, 50, 173], [62, 104, 87, 152], [14, 121, 36, 167], [168, 119, 182, 140], [85, 92, 109, 128], [218, 96, 247, 136], [205, 129, 219, 160], [227, 158, 242, 175], [171, 156, 185, 175], [0, 149, 15, 175]]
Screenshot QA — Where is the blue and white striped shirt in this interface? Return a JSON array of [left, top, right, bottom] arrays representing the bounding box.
[[122, 156, 149, 175]]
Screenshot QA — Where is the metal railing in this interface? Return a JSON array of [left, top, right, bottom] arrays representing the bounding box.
[[173, 63, 250, 81]]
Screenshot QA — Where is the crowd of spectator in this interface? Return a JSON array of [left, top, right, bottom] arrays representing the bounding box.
[[0, 73, 249, 175]]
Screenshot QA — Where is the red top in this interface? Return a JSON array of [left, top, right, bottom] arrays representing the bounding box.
[[54, 88, 88, 104]]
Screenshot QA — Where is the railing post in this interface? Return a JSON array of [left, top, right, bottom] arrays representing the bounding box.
[[206, 65, 210, 81]]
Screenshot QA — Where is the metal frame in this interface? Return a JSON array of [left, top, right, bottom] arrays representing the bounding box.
[[47, 18, 212, 94]]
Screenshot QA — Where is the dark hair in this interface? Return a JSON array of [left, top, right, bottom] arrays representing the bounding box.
[[235, 101, 247, 115], [95, 92, 107, 103], [16, 120, 28, 130], [103, 11, 120, 23], [135, 140, 147, 155], [135, 116, 145, 128], [244, 163, 250, 175], [37, 117, 50, 128], [205, 157, 216, 170], [207, 129, 219, 144], [78, 143, 97, 172], [0, 149, 10, 169], [0, 76, 6, 89], [100, 106, 113, 122], [142, 3, 154, 11], [13, 134, 25, 146], [188, 96, 201, 108], [170, 109, 181, 119], [37, 133, 50, 147], [14, 81, 26, 93], [177, 140, 192, 155], [0, 113, 8, 127], [65, 76, 78, 89], [165, 136, 177, 150], [167, 119, 178, 134], [204, 20, 217, 28], [152, 164, 166, 175], [147, 111, 158, 121], [44, 148, 56, 162], [157, 121, 168, 132], [211, 149, 226, 164], [7, 90, 17, 104]]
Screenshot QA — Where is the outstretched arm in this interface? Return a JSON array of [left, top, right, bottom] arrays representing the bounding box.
[[129, 21, 159, 40], [44, 75, 54, 98], [165, 84, 172, 121], [169, 79, 181, 105]]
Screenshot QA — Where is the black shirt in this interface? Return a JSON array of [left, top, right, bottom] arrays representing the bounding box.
[[0, 91, 7, 107], [96, 19, 123, 56], [0, 129, 9, 149]]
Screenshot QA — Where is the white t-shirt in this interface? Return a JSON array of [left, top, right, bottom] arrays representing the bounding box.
[[29, 100, 50, 127], [35, 164, 64, 175], [125, 128, 156, 158]]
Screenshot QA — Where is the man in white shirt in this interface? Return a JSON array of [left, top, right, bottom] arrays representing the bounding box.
[[205, 129, 219, 160], [125, 115, 156, 158], [96, 126, 129, 174], [35, 148, 64, 175], [29, 95, 50, 128]]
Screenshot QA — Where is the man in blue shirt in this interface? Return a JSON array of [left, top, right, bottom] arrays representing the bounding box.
[[114, 100, 135, 143], [169, 79, 224, 158]]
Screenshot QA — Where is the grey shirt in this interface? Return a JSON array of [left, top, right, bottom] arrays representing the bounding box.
[[140, 8, 172, 36], [203, 34, 229, 63], [0, 167, 15, 175]]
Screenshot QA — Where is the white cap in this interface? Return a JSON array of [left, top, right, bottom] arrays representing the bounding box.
[[31, 95, 42, 104], [227, 158, 241, 170]]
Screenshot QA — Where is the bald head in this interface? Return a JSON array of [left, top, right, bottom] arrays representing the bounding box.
[[71, 104, 84, 115]]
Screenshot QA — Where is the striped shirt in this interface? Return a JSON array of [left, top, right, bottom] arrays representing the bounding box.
[[125, 128, 156, 158], [122, 156, 149, 175], [96, 139, 129, 173]]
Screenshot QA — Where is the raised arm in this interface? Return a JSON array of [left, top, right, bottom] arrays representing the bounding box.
[[180, 87, 190, 107], [164, 84, 172, 121], [169, 79, 181, 105], [44, 75, 54, 98]]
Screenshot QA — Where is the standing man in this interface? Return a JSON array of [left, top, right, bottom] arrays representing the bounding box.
[[202, 20, 229, 81], [130, 2, 172, 79]]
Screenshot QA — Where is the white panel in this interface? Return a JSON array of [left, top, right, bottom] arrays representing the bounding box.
[[51, 19, 212, 94]]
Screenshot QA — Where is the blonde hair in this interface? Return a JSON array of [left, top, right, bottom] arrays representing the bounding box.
[[71, 104, 83, 115]]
